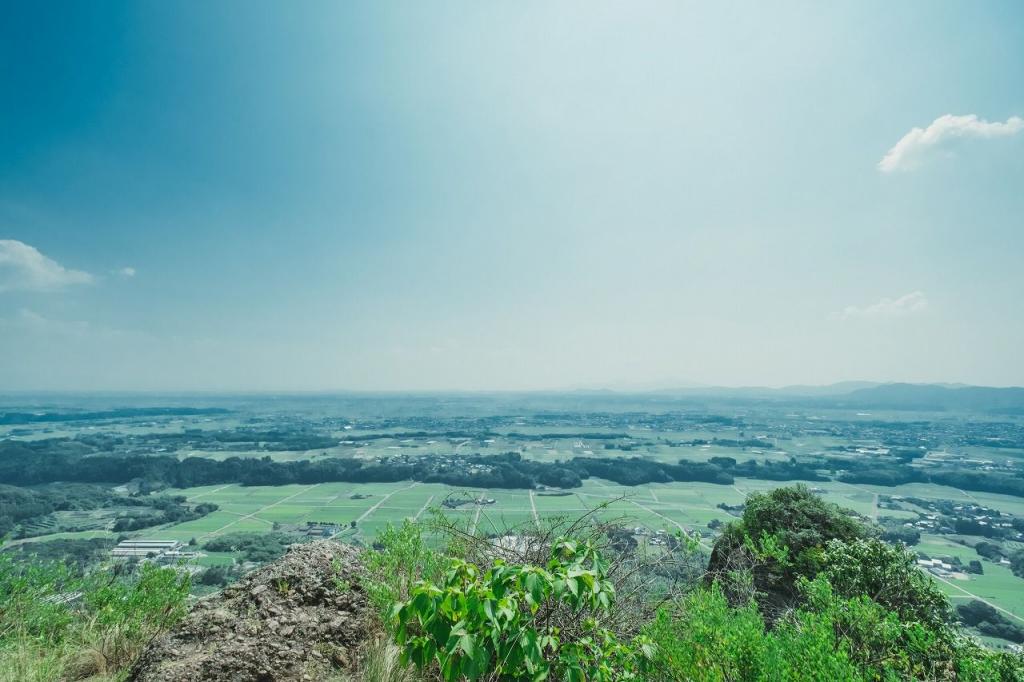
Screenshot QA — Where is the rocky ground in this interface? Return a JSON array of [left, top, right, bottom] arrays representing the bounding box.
[[130, 540, 370, 682]]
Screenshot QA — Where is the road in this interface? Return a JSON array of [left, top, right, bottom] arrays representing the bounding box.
[[931, 572, 1024, 625]]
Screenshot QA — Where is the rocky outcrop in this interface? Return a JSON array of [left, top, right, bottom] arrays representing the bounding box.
[[130, 540, 370, 682]]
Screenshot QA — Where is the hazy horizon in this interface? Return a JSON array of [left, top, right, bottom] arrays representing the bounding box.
[[2, 379, 1022, 398], [3, 2, 1023, 392]]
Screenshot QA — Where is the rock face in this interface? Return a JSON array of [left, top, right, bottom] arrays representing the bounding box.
[[130, 540, 370, 682]]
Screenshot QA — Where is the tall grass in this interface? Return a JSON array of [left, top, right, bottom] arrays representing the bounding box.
[[331, 637, 422, 682], [0, 552, 190, 681]]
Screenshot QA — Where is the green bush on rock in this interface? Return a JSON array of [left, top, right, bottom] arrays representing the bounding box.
[[390, 539, 653, 681]]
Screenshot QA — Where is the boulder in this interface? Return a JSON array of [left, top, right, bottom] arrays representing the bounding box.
[[130, 540, 369, 682]]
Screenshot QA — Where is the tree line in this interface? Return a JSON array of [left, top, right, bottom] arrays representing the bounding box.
[[4, 436, 1023, 502]]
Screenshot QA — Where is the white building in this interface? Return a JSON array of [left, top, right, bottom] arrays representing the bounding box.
[[111, 539, 182, 558]]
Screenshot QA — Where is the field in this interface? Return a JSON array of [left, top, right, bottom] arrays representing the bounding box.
[[117, 475, 1022, 625]]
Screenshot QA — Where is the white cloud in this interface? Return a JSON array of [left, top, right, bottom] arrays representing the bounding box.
[[118, 266, 137, 277], [878, 114, 1023, 173], [0, 239, 94, 292], [830, 291, 928, 320]]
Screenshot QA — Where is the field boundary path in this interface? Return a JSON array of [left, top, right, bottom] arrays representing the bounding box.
[[469, 493, 493, 534], [529, 491, 540, 528], [220, 510, 273, 527], [958, 489, 980, 504], [200, 484, 322, 540], [187, 484, 235, 500], [412, 495, 435, 521], [306, 486, 355, 524], [356, 482, 420, 524], [837, 480, 880, 499]]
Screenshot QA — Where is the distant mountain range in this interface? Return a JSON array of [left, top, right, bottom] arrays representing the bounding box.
[[3, 383, 1023, 416], [647, 381, 882, 398], [605, 382, 1024, 413], [833, 383, 1024, 413]]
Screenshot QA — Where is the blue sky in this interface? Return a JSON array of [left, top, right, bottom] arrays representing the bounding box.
[[1, 1, 1022, 391]]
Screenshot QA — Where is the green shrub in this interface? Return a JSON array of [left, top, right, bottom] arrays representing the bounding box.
[[707, 484, 870, 612], [391, 538, 652, 681], [86, 562, 190, 640], [645, 583, 863, 681], [645, 578, 1024, 681], [0, 554, 80, 645], [363, 520, 445, 619], [0, 551, 190, 680], [820, 538, 950, 630]]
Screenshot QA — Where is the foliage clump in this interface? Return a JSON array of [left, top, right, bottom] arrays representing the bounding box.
[[680, 484, 1024, 681], [363, 520, 447, 619], [202, 530, 296, 563], [958, 600, 1024, 645], [706, 484, 871, 615], [0, 549, 190, 681], [391, 538, 652, 681]]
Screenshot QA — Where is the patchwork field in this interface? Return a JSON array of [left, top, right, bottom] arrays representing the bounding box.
[[123, 476, 1024, 625]]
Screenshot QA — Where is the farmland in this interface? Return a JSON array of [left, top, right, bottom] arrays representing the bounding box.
[[3, 391, 1024, 642], [103, 473, 1023, 627]]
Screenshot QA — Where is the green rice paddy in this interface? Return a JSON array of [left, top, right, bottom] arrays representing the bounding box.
[[121, 475, 1022, 623]]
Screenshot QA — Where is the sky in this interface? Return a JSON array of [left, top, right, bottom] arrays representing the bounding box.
[[1, 1, 1023, 392]]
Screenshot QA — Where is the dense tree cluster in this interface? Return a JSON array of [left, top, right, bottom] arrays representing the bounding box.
[[112, 497, 218, 532], [838, 463, 923, 486], [0, 407, 226, 425], [930, 470, 1024, 498], [693, 485, 1024, 675], [197, 565, 234, 586], [958, 600, 1024, 644], [203, 532, 295, 563], [0, 479, 218, 539], [975, 541, 1004, 562], [1011, 550, 1024, 579], [707, 485, 872, 616], [0, 486, 53, 537], [727, 458, 828, 482], [880, 524, 921, 546], [3, 432, 1024, 507], [838, 460, 1024, 499], [567, 457, 732, 486], [1, 537, 117, 569]]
